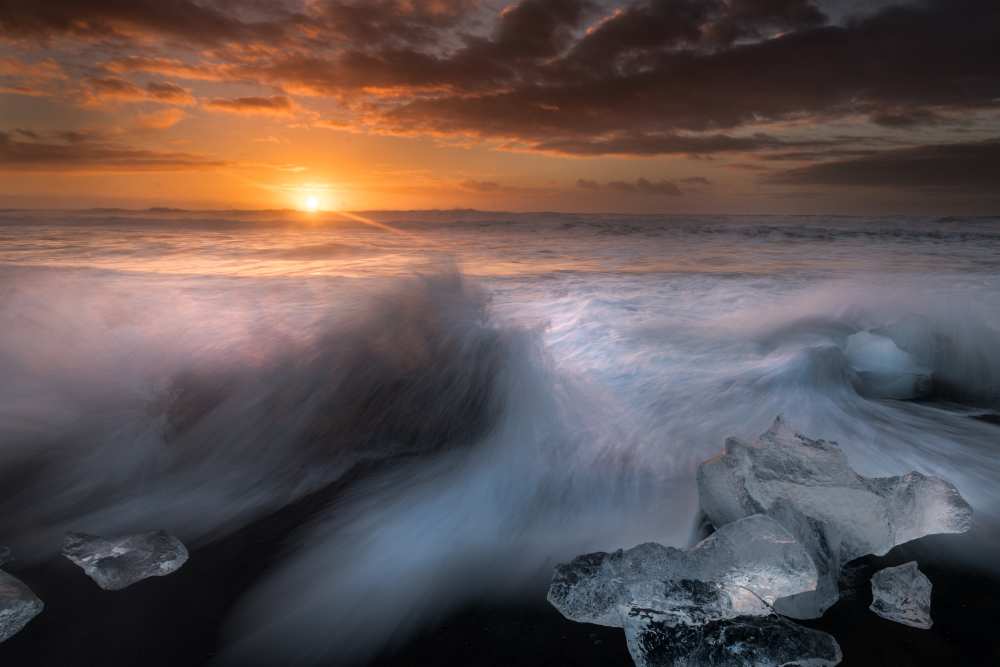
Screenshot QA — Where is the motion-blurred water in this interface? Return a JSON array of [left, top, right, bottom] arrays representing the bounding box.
[[1, 209, 999, 663]]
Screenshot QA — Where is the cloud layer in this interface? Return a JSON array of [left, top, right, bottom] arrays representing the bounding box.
[[0, 130, 224, 170], [1, 0, 999, 197]]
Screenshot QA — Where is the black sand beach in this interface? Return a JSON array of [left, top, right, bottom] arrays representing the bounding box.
[[4, 462, 999, 667]]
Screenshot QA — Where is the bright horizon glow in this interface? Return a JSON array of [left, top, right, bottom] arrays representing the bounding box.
[[304, 195, 320, 212]]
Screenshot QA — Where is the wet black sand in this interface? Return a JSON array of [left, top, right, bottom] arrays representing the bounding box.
[[3, 469, 999, 666]]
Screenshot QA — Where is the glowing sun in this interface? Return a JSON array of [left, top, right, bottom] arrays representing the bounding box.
[[304, 195, 320, 212]]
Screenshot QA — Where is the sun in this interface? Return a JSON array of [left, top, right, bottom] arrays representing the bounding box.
[[304, 195, 320, 212]]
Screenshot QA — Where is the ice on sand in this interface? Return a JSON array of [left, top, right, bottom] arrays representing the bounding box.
[[624, 609, 842, 667], [0, 561, 43, 643], [697, 417, 972, 618], [869, 561, 933, 629], [62, 530, 189, 591], [548, 515, 841, 666]]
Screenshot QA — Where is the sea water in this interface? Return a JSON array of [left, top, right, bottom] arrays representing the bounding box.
[[1, 209, 998, 660]]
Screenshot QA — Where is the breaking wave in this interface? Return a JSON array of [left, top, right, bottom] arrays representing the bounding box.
[[1, 252, 999, 663]]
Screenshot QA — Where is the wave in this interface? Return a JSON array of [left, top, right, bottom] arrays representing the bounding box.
[[222, 278, 1000, 664], [0, 269, 518, 547], [2, 263, 1000, 664], [0, 266, 679, 665]]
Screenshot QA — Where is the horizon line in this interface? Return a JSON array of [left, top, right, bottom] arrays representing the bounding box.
[[1, 207, 997, 219]]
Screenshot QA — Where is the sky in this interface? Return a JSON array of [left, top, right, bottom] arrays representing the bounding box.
[[0, 0, 998, 214]]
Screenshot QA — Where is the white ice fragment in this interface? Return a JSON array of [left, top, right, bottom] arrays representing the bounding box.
[[869, 561, 933, 629], [548, 515, 840, 666], [547, 514, 818, 628], [697, 417, 972, 618], [763, 501, 843, 619], [0, 568, 43, 643], [62, 530, 189, 591], [845, 331, 932, 399]]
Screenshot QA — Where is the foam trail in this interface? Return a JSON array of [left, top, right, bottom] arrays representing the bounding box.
[[0, 269, 545, 553], [1, 212, 1000, 664], [221, 306, 687, 664]]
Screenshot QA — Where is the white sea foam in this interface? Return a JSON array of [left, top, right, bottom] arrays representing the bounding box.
[[0, 210, 998, 662]]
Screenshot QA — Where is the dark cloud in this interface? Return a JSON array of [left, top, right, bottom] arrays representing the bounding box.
[[492, 0, 596, 60], [367, 0, 1000, 154], [312, 0, 479, 49], [0, 0, 297, 45], [530, 132, 790, 157], [767, 139, 1000, 191], [681, 176, 711, 185], [705, 0, 827, 44], [760, 148, 884, 162], [869, 108, 945, 128], [578, 177, 683, 196], [727, 162, 771, 171], [145, 81, 193, 103], [0, 130, 225, 170], [2, 0, 999, 188], [83, 76, 194, 104], [205, 95, 294, 115]]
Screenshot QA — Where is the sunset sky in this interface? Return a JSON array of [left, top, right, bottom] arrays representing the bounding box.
[[1, 0, 998, 213]]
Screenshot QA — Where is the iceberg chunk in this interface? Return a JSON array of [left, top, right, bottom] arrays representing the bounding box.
[[869, 561, 933, 629], [697, 417, 972, 618], [0, 569, 43, 643], [62, 530, 189, 591], [548, 515, 840, 667], [844, 331, 932, 399], [548, 514, 818, 628], [624, 611, 842, 667], [762, 501, 843, 619]]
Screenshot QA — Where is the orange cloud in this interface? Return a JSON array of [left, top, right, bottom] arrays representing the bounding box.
[[82, 76, 194, 106], [0, 129, 225, 171], [135, 108, 187, 129], [0, 56, 66, 96], [204, 95, 295, 116], [104, 56, 231, 81]]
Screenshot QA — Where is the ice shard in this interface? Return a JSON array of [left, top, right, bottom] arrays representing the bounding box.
[[869, 561, 933, 629], [844, 331, 933, 400], [625, 610, 842, 667], [548, 515, 841, 666], [62, 530, 189, 591], [548, 514, 818, 627], [697, 417, 972, 618], [0, 568, 43, 643]]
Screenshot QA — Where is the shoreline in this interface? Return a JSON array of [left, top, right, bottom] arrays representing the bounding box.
[[3, 470, 998, 666]]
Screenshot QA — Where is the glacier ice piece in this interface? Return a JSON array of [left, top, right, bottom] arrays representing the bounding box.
[[697, 417, 972, 618], [762, 500, 843, 619], [548, 515, 841, 667], [869, 561, 933, 629], [548, 514, 818, 628], [62, 530, 189, 591], [625, 610, 842, 667], [844, 331, 932, 399], [0, 569, 43, 643]]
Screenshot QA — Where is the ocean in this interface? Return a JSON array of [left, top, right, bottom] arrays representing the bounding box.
[[1, 209, 999, 665]]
